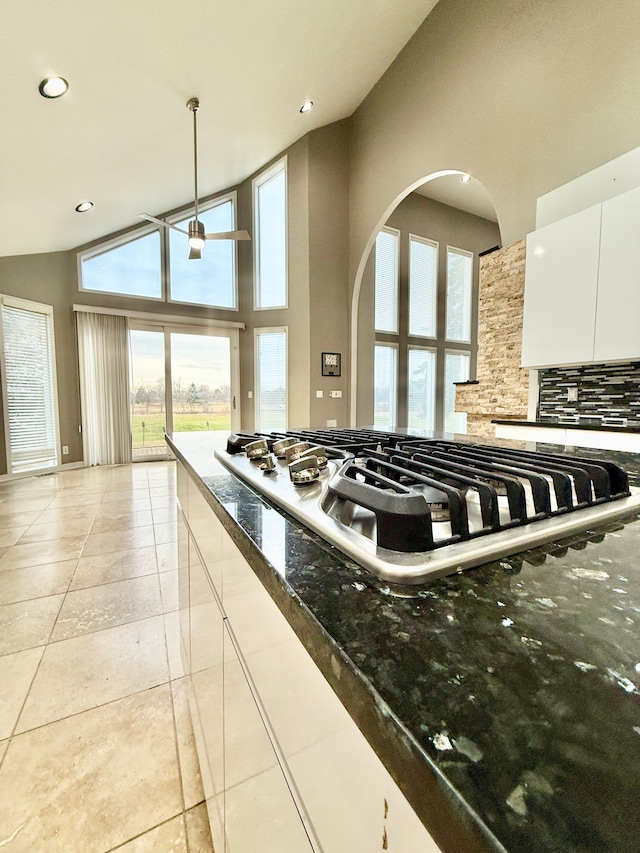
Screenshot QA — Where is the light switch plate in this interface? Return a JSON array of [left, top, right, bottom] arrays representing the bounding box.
[[316, 390, 323, 398]]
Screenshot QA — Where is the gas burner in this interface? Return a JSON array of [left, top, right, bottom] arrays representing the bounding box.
[[216, 430, 640, 584]]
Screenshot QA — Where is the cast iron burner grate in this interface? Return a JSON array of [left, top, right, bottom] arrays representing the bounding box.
[[217, 430, 640, 584]]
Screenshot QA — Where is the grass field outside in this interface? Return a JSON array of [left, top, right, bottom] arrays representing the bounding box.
[[131, 408, 231, 448]]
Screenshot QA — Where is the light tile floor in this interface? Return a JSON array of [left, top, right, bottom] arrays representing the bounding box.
[[0, 461, 214, 852]]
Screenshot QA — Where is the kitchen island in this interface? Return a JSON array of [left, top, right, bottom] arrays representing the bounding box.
[[168, 431, 640, 853]]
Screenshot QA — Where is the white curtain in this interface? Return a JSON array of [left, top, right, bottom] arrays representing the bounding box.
[[77, 311, 131, 465]]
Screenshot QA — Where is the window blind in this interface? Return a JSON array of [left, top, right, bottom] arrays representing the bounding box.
[[373, 344, 397, 430], [374, 228, 399, 333], [446, 248, 473, 342], [255, 165, 287, 309], [409, 237, 437, 337], [407, 347, 436, 432], [1, 303, 59, 473], [256, 329, 287, 430]]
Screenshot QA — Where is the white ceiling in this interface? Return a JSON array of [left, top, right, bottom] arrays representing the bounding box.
[[0, 0, 439, 257], [415, 174, 498, 223]]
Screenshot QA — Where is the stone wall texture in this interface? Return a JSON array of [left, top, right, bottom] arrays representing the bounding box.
[[455, 239, 529, 437]]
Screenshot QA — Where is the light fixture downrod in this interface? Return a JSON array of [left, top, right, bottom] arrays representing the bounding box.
[[187, 97, 200, 224]]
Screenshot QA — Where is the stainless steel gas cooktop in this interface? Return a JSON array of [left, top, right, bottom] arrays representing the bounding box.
[[215, 429, 640, 584]]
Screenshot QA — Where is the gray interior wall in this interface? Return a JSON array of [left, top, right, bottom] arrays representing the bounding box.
[[348, 0, 640, 298], [357, 192, 500, 426], [308, 121, 351, 428]]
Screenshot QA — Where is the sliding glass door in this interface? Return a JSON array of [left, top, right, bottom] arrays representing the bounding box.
[[129, 326, 238, 461]]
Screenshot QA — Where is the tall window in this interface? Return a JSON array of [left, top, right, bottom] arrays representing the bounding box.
[[446, 247, 473, 342], [169, 196, 237, 309], [80, 230, 162, 299], [444, 350, 470, 433], [374, 228, 399, 333], [374, 343, 397, 430], [409, 235, 437, 338], [254, 160, 287, 309], [371, 224, 476, 434], [0, 296, 59, 474], [255, 328, 287, 430], [407, 347, 436, 432]]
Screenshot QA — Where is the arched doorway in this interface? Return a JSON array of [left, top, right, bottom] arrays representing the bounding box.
[[350, 171, 500, 431]]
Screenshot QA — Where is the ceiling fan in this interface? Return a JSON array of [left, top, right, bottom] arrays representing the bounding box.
[[139, 97, 251, 259]]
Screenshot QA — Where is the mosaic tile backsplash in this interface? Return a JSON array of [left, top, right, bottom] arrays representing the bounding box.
[[538, 361, 640, 427]]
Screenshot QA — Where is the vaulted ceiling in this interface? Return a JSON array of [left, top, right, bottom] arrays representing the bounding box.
[[0, 0, 439, 257]]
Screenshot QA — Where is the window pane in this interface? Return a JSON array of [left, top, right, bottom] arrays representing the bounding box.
[[170, 201, 236, 308], [446, 248, 473, 342], [81, 231, 162, 298], [374, 344, 397, 430], [130, 330, 166, 459], [1, 303, 58, 473], [444, 351, 470, 433], [171, 334, 232, 431], [256, 330, 287, 430], [256, 168, 287, 308], [374, 229, 399, 333], [409, 237, 437, 337], [407, 348, 436, 432]]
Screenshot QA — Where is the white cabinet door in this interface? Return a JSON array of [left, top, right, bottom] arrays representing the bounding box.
[[594, 185, 640, 362], [189, 539, 225, 853], [223, 624, 315, 853], [521, 204, 601, 367]]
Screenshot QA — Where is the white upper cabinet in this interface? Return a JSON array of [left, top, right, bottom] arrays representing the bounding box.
[[593, 185, 640, 362], [521, 204, 601, 367], [522, 186, 640, 368]]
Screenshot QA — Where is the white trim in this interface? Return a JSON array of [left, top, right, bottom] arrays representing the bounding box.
[[73, 304, 245, 330], [253, 157, 288, 310]]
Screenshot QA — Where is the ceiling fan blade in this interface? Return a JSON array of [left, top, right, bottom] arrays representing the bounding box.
[[204, 229, 252, 241], [188, 246, 202, 260], [138, 213, 189, 236]]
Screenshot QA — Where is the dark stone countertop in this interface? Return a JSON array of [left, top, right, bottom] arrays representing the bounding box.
[[492, 418, 640, 435], [168, 431, 640, 853]]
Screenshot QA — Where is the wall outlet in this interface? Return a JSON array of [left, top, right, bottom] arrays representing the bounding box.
[[62, 445, 69, 455], [326, 419, 337, 427], [248, 390, 253, 398], [316, 390, 323, 398], [329, 390, 343, 398], [567, 386, 578, 402]]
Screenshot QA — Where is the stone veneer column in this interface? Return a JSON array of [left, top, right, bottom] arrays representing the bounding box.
[[455, 239, 529, 437]]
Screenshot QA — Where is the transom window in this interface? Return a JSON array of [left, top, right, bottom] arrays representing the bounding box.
[[78, 194, 239, 310]]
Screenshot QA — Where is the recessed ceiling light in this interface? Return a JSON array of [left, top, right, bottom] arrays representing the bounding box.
[[39, 77, 69, 99], [75, 202, 93, 213], [300, 100, 314, 113], [460, 173, 472, 183]]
